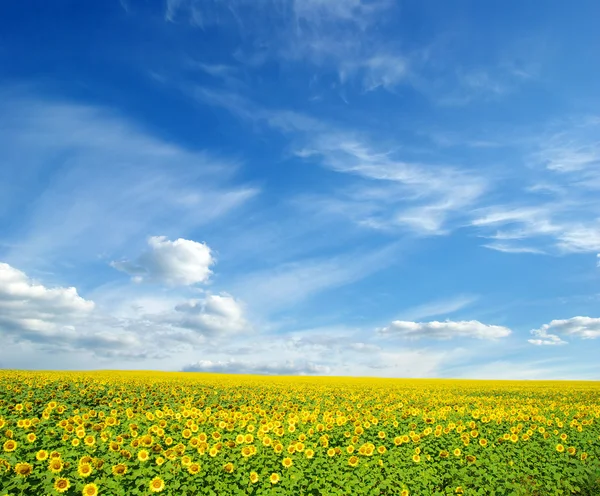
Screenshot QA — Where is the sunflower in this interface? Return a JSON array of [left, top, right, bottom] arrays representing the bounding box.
[[348, 456, 359, 467], [479, 438, 488, 447], [3, 440, 17, 452], [510, 434, 518, 443], [327, 448, 336, 457], [439, 450, 449, 458], [401, 491, 409, 496], [453, 448, 461, 457], [567, 447, 576, 456], [49, 459, 64, 473], [305, 448, 315, 459], [377, 446, 386, 454], [270, 473, 280, 484], [412, 454, 421, 463], [556, 444, 565, 453], [156, 456, 165, 466], [112, 463, 127, 476], [223, 462, 234, 473], [82, 482, 99, 496], [15, 462, 33, 477], [36, 449, 49, 461], [188, 462, 201, 475], [84, 435, 95, 447], [137, 449, 150, 462], [149, 476, 166, 493], [466, 455, 476, 464], [72, 438, 80, 447], [26, 433, 36, 442], [54, 477, 71, 493], [250, 471, 259, 483], [77, 462, 92, 477], [282, 457, 293, 468]]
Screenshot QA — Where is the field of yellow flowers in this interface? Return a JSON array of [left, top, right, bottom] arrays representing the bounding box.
[[0, 371, 599, 496]]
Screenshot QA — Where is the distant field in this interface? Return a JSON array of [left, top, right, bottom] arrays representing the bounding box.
[[0, 371, 599, 496]]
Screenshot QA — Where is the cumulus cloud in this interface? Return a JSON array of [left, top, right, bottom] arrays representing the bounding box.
[[0, 261, 251, 360], [111, 236, 214, 286], [182, 359, 330, 375], [0, 262, 148, 357], [378, 319, 512, 340], [529, 316, 600, 345], [0, 262, 94, 330], [165, 294, 249, 335]]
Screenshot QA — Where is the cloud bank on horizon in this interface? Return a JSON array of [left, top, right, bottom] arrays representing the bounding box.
[[0, 0, 599, 379]]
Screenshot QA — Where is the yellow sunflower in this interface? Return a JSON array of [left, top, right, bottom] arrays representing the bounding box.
[[36, 449, 49, 461], [149, 476, 165, 493], [14, 462, 33, 477], [112, 463, 127, 476], [250, 471, 259, 483], [282, 457, 293, 468], [49, 459, 64, 474], [77, 462, 92, 478], [54, 477, 71, 493], [270, 472, 280, 484], [3, 440, 17, 452], [82, 482, 99, 496]]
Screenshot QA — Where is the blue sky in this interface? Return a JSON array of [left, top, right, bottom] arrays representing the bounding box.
[[1, 0, 599, 379]]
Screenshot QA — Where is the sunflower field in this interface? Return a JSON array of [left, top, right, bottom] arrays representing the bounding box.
[[0, 371, 599, 496]]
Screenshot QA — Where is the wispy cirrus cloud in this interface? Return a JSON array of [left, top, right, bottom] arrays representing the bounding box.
[[395, 295, 479, 322], [378, 319, 512, 340], [167, 0, 409, 93], [0, 91, 258, 270], [193, 87, 488, 236]]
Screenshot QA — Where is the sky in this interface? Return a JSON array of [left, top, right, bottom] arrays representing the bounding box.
[[1, 0, 599, 379]]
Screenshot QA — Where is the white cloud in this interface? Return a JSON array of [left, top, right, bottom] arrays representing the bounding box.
[[481, 243, 546, 255], [168, 0, 407, 92], [0, 93, 258, 269], [0, 262, 94, 323], [165, 294, 249, 335], [529, 316, 600, 345], [0, 261, 251, 359], [194, 88, 488, 236], [231, 242, 400, 313], [397, 295, 478, 321], [111, 236, 214, 286], [379, 319, 512, 340], [0, 262, 148, 357], [182, 359, 330, 375]]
